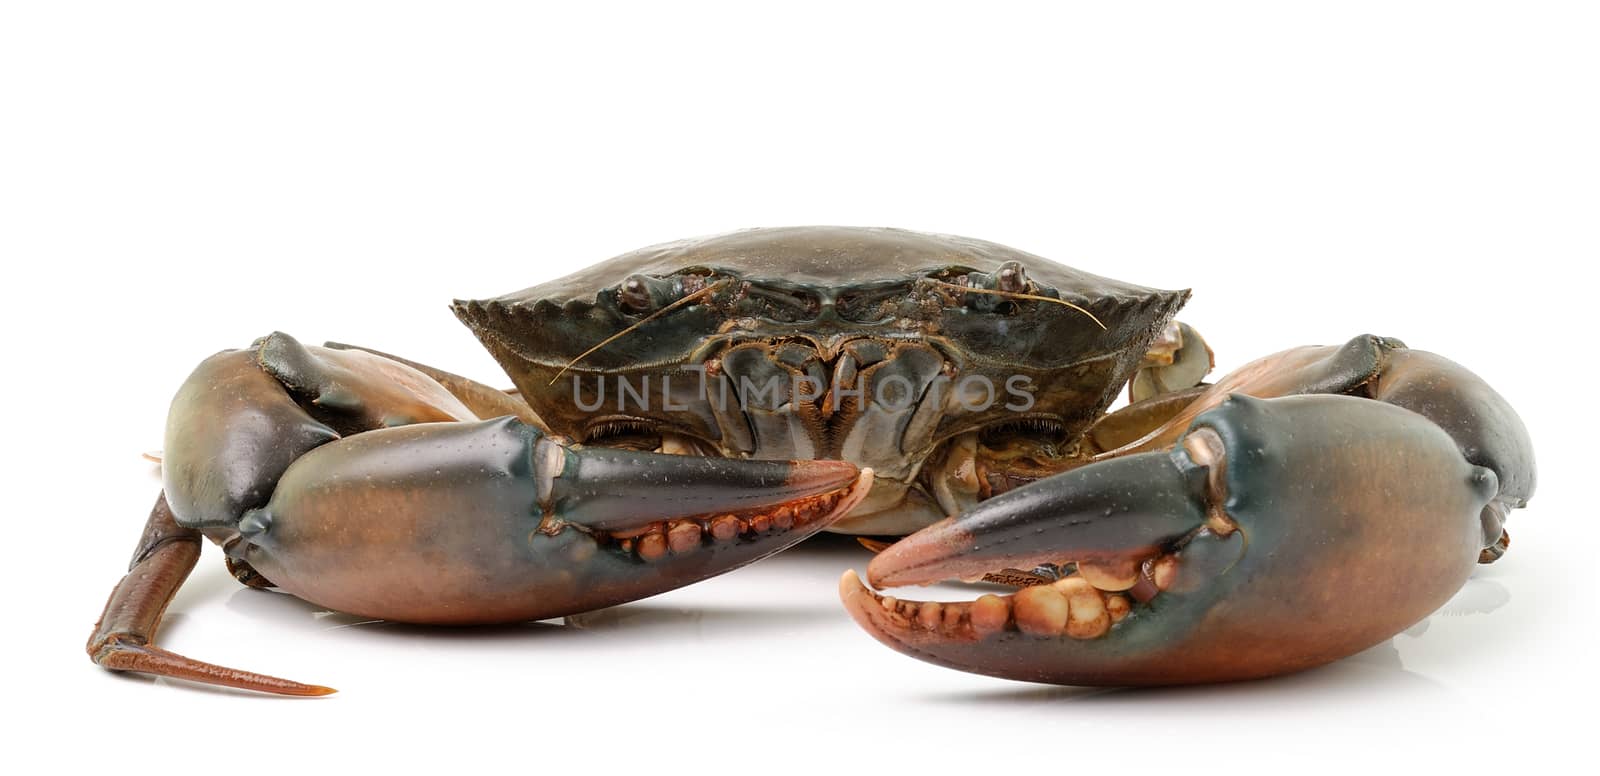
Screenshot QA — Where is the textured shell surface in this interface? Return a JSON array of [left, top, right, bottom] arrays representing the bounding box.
[[456, 226, 1187, 367], [454, 227, 1189, 475], [489, 226, 1172, 305]]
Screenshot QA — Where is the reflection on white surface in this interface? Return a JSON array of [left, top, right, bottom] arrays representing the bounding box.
[[932, 577, 1517, 707], [1403, 577, 1511, 637], [148, 535, 1526, 713]]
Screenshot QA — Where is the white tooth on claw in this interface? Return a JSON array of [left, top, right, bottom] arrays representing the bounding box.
[[637, 532, 668, 561], [1013, 585, 1069, 636], [1106, 593, 1131, 623], [666, 521, 701, 553], [970, 594, 1010, 636], [942, 605, 963, 630], [1055, 577, 1110, 639], [1150, 555, 1179, 591], [917, 601, 943, 629], [709, 515, 740, 542]]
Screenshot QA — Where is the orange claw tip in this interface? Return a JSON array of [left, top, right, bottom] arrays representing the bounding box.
[[838, 569, 890, 637], [839, 568, 864, 597], [786, 459, 867, 491], [838, 569, 876, 613], [839, 570, 864, 616], [818, 469, 875, 527], [865, 516, 979, 589]]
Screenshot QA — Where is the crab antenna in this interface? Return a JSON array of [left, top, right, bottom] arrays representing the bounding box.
[[548, 280, 731, 385], [933, 281, 1107, 330]]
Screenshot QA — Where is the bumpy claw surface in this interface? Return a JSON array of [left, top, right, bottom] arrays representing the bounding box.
[[845, 372, 1529, 685]]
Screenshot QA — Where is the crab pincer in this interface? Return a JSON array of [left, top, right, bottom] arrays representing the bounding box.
[[843, 346, 1533, 685], [89, 334, 871, 695], [235, 419, 871, 627]]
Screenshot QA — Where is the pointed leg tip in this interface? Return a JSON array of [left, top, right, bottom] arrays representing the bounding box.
[[262, 679, 340, 697], [856, 536, 894, 554]]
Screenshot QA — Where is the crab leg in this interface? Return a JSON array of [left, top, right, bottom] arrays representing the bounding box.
[[90, 332, 870, 695], [845, 341, 1533, 686], [87, 495, 335, 695]]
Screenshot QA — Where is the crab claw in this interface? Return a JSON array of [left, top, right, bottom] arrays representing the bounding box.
[[845, 394, 1505, 685], [547, 445, 866, 534], [868, 450, 1209, 590], [232, 418, 873, 625]]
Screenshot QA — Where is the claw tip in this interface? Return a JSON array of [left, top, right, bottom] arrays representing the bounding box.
[[838, 569, 875, 617]]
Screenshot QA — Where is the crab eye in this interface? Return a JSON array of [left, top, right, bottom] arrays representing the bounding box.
[[619, 277, 650, 312], [954, 261, 1032, 314], [995, 261, 1028, 294], [967, 261, 1029, 295], [616, 274, 679, 315]]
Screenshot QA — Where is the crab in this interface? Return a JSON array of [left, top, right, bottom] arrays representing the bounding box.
[[88, 226, 1534, 694]]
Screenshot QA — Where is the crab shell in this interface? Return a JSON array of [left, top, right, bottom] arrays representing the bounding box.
[[453, 227, 1188, 534]]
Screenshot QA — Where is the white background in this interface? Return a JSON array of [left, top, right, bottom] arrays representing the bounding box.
[[3, 2, 1594, 773]]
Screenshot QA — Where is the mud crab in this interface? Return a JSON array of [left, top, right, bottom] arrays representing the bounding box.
[[88, 227, 1534, 694]]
